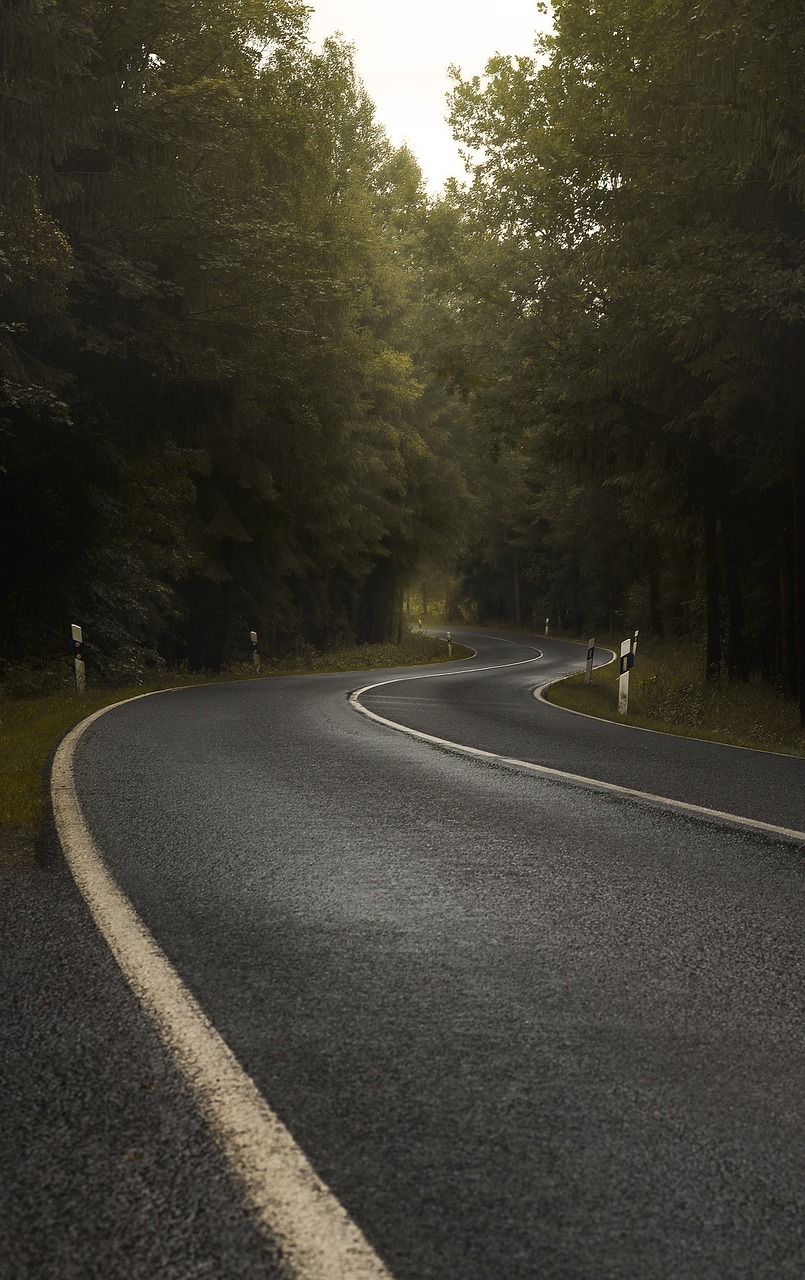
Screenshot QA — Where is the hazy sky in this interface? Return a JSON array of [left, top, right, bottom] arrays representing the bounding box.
[[305, 2, 553, 193]]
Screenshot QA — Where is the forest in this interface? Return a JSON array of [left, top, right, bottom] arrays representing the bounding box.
[[3, 0, 805, 725]]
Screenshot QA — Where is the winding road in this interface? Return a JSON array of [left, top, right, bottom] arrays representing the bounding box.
[[5, 628, 805, 1279]]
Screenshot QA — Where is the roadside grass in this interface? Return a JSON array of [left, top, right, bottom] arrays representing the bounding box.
[[0, 632, 471, 870], [545, 637, 805, 758]]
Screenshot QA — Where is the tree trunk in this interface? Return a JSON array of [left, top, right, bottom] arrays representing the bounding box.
[[369, 593, 378, 643], [646, 544, 664, 640], [216, 578, 235, 672], [793, 432, 805, 725], [778, 485, 798, 700], [720, 504, 748, 681], [704, 498, 721, 679], [512, 547, 522, 627]]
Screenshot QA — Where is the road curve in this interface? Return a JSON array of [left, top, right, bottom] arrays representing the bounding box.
[[358, 627, 805, 835], [54, 629, 805, 1277]]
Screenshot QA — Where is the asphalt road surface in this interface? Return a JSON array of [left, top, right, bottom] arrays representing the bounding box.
[[4, 628, 805, 1278]]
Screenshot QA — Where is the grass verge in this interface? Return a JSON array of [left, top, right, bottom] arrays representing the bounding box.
[[0, 632, 471, 871], [545, 637, 805, 758]]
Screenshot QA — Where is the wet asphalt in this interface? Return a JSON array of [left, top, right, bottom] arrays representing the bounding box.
[[3, 629, 805, 1278]]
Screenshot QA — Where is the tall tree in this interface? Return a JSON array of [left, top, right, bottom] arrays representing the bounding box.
[[2, 2, 474, 677], [444, 0, 805, 716]]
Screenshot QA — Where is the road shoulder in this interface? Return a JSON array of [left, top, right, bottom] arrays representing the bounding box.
[[0, 859, 281, 1280]]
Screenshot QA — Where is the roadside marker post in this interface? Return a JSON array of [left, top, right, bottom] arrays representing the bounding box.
[[585, 637, 595, 684], [618, 636, 634, 715], [70, 624, 86, 694], [250, 630, 261, 676], [447, 630, 453, 658], [545, 616, 549, 637]]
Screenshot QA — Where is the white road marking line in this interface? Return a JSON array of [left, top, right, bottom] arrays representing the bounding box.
[[350, 652, 805, 846], [350, 649, 542, 699], [51, 698, 394, 1280]]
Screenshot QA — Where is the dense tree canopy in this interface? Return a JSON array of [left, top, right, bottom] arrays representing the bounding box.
[[443, 0, 805, 720], [3, 0, 804, 726], [1, 0, 468, 680]]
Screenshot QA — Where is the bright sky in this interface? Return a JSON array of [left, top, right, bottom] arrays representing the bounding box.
[[305, 2, 553, 193]]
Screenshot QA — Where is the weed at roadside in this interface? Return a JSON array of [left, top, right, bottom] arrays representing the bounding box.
[[546, 639, 804, 757]]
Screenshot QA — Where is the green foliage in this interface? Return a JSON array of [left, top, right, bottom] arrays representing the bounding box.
[[2, 0, 473, 681], [442, 0, 805, 718]]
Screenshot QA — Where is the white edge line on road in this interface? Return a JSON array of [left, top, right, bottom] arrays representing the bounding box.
[[350, 652, 805, 847], [51, 694, 394, 1280]]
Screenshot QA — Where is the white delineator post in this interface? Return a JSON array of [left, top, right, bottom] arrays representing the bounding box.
[[585, 637, 596, 684], [545, 616, 550, 637], [447, 630, 453, 658], [250, 630, 261, 675], [71, 623, 86, 693], [618, 636, 633, 715]]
